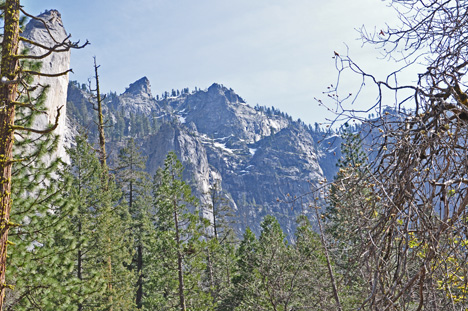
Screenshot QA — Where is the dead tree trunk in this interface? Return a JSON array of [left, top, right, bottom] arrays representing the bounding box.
[[91, 58, 114, 310], [92, 57, 107, 168]]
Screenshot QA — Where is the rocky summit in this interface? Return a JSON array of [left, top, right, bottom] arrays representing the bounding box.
[[66, 78, 340, 236]]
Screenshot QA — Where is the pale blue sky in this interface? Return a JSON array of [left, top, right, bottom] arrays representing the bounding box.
[[22, 0, 398, 125]]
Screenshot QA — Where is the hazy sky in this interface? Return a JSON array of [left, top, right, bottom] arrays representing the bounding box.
[[22, 0, 399, 125]]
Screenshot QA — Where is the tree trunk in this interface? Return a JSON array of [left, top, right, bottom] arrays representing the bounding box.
[[129, 181, 133, 212], [106, 239, 113, 311], [0, 1, 20, 309], [78, 221, 83, 311], [93, 57, 107, 168], [173, 200, 186, 311], [315, 207, 342, 311], [93, 58, 113, 310], [206, 250, 215, 301], [211, 190, 218, 240], [136, 244, 143, 309]]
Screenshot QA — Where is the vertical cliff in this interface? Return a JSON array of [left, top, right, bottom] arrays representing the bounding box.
[[21, 10, 71, 161], [66, 79, 340, 236]]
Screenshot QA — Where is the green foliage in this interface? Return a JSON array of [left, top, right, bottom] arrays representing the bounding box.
[[6, 157, 78, 310], [205, 180, 236, 243], [201, 180, 238, 308], [226, 215, 338, 311], [327, 125, 375, 236], [115, 138, 148, 208], [225, 227, 258, 310], [202, 236, 237, 309], [326, 126, 377, 307], [67, 135, 135, 310], [4, 54, 78, 310], [143, 152, 214, 310], [115, 138, 152, 309]]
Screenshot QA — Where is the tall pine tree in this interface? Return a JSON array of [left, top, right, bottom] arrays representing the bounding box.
[[144, 152, 213, 310], [67, 135, 135, 310], [0, 3, 86, 308], [115, 138, 151, 309]]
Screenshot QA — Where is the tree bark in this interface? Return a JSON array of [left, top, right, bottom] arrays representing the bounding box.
[[93, 57, 107, 168], [174, 199, 186, 311], [315, 207, 342, 311], [0, 1, 20, 309], [92, 57, 114, 310], [136, 244, 143, 309], [78, 221, 83, 311]]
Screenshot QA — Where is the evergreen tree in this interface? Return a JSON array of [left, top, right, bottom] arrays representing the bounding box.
[[206, 180, 235, 243], [293, 216, 343, 310], [0, 3, 87, 308], [228, 216, 340, 310], [144, 152, 213, 310], [326, 125, 373, 307], [115, 138, 151, 309], [5, 133, 78, 310], [67, 135, 135, 311], [226, 227, 258, 310], [232, 216, 297, 310], [202, 181, 237, 308]]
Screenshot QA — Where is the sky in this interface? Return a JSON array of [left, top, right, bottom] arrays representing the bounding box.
[[22, 0, 401, 126]]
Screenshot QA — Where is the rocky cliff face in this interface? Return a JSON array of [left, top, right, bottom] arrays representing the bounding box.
[[22, 10, 340, 235], [67, 78, 340, 236], [108, 77, 162, 116], [171, 83, 289, 143], [22, 10, 71, 162]]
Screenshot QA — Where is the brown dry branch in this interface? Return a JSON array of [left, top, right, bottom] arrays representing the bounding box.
[[324, 1, 468, 310]]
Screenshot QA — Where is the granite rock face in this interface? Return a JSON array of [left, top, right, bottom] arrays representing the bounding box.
[[67, 79, 340, 236], [21, 10, 342, 235], [108, 77, 162, 116], [22, 10, 72, 162], [171, 83, 290, 143]]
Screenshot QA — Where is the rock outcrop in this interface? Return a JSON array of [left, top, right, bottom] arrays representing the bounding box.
[[108, 76, 161, 116], [19, 10, 342, 236], [171, 83, 289, 143], [22, 10, 71, 162], [67, 79, 340, 236]]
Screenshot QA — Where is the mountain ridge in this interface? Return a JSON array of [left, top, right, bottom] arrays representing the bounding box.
[[66, 77, 340, 235]]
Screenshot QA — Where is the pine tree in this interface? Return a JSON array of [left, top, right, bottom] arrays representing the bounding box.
[[232, 216, 294, 310], [207, 180, 235, 243], [228, 215, 341, 310], [144, 152, 213, 310], [5, 136, 79, 310], [88, 58, 137, 310], [0, 4, 87, 308], [67, 135, 135, 311], [326, 125, 373, 307], [66, 135, 111, 310], [228, 227, 259, 310], [115, 138, 151, 309], [293, 215, 342, 310], [328, 124, 372, 237], [202, 181, 237, 308]]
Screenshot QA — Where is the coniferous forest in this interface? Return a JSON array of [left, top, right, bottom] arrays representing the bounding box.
[[3, 0, 468, 310]]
